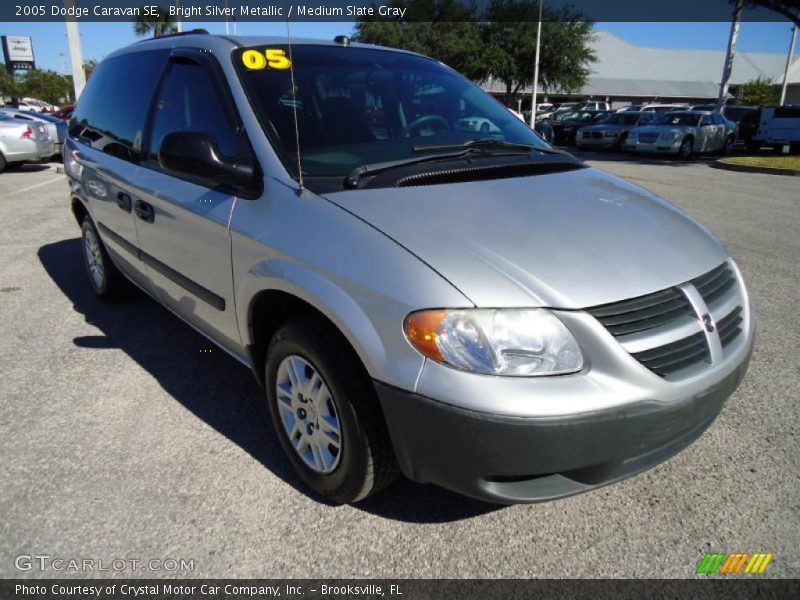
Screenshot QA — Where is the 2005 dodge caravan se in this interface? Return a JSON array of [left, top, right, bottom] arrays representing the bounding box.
[[65, 33, 754, 504]]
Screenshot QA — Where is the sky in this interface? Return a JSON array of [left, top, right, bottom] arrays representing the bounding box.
[[1, 20, 797, 75]]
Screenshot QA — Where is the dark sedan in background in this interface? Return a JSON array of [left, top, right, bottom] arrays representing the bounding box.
[[549, 110, 612, 146], [576, 112, 657, 150]]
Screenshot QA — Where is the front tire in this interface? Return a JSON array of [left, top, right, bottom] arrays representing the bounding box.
[[265, 315, 398, 504], [678, 137, 694, 160], [80, 216, 128, 300]]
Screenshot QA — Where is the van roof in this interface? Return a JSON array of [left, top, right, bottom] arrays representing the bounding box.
[[110, 32, 418, 61]]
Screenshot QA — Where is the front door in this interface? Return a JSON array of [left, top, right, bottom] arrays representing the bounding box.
[[130, 53, 252, 356]]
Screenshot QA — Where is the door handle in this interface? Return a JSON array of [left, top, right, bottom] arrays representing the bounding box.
[[116, 192, 132, 213], [134, 200, 155, 223]]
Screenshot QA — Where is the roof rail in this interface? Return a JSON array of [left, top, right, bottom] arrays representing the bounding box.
[[136, 29, 209, 43]]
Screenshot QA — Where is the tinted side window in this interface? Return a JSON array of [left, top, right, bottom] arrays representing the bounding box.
[[149, 62, 238, 161], [70, 50, 168, 163]]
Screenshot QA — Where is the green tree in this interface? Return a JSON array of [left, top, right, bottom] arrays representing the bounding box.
[[354, 1, 488, 81], [83, 59, 98, 80], [20, 69, 72, 104], [1, 64, 20, 101], [133, 6, 177, 38], [739, 76, 779, 105], [354, 0, 596, 105], [481, 0, 595, 104]]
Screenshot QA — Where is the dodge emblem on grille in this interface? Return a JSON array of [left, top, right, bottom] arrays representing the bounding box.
[[702, 313, 716, 333]]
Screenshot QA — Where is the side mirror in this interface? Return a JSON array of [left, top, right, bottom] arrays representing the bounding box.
[[158, 131, 254, 188]]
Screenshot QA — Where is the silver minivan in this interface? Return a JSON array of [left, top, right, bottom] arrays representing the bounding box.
[[65, 33, 754, 504]]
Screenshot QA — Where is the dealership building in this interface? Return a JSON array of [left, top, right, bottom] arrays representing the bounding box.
[[484, 30, 798, 108]]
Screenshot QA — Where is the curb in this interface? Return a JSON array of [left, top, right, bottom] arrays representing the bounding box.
[[712, 160, 800, 177]]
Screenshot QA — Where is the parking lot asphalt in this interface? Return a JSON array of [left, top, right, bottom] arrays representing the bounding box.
[[0, 157, 798, 579]]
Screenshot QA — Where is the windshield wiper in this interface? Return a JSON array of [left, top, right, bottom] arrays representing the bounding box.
[[412, 138, 569, 156], [344, 147, 497, 188]]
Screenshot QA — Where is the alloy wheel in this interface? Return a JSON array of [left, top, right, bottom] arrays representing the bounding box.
[[275, 355, 342, 474], [83, 227, 105, 290]]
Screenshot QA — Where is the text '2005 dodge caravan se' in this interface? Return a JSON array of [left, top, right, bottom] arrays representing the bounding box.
[[65, 32, 754, 504]]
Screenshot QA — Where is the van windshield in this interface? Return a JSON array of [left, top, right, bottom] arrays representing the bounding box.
[[233, 45, 550, 182]]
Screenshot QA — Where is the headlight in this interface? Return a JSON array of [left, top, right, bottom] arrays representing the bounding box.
[[404, 309, 584, 376], [627, 132, 638, 141], [659, 131, 680, 142], [604, 130, 618, 138]]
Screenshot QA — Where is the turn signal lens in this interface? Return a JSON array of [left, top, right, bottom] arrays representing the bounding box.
[[404, 310, 447, 362], [403, 308, 584, 377], [20, 126, 33, 139]]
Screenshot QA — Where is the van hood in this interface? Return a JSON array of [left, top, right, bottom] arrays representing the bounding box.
[[322, 167, 727, 308]]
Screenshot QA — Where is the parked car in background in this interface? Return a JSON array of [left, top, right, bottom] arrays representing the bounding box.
[[51, 104, 75, 121], [456, 116, 502, 134], [5, 100, 42, 112], [0, 111, 54, 172], [551, 110, 612, 145], [576, 111, 657, 149], [625, 111, 737, 158], [1, 108, 65, 157], [753, 106, 800, 154], [536, 102, 579, 122], [617, 105, 645, 112], [640, 103, 690, 114], [578, 101, 611, 111]]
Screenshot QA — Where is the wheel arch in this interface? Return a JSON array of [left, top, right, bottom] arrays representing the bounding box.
[[71, 195, 88, 227], [240, 263, 389, 390]]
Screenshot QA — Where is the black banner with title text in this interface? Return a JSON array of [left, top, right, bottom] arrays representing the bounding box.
[[2, 0, 799, 23]]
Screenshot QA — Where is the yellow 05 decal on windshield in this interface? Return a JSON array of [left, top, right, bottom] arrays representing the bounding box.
[[242, 49, 292, 70]]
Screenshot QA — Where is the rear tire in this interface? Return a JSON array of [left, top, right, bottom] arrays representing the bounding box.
[[721, 135, 734, 156], [265, 315, 399, 504], [80, 216, 129, 300], [0, 152, 6, 173]]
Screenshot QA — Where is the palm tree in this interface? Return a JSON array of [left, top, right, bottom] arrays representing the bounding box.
[[133, 7, 177, 38]]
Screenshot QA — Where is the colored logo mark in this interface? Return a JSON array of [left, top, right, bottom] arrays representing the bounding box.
[[696, 552, 774, 574]]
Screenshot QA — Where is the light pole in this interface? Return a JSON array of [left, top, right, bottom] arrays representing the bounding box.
[[716, 0, 743, 113], [63, 0, 86, 100], [529, 0, 543, 128], [779, 25, 797, 106]]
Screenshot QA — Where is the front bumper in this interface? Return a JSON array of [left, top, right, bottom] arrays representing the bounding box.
[[624, 140, 681, 154], [376, 273, 755, 504], [376, 344, 751, 503], [576, 136, 618, 148]]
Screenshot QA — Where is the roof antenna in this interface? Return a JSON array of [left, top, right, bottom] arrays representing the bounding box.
[[285, 19, 304, 193]]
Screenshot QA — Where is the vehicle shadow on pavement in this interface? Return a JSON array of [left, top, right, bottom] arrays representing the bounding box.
[[38, 238, 500, 523]]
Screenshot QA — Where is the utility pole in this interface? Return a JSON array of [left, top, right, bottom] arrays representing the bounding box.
[[175, 1, 182, 33], [529, 0, 543, 128], [716, 0, 743, 113], [779, 25, 797, 106], [63, 0, 86, 100]]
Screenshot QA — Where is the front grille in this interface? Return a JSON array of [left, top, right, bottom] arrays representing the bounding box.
[[692, 262, 736, 306], [631, 331, 710, 377], [588, 262, 745, 380], [717, 306, 743, 348], [586, 288, 693, 337], [638, 132, 659, 143], [581, 131, 591, 138]]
